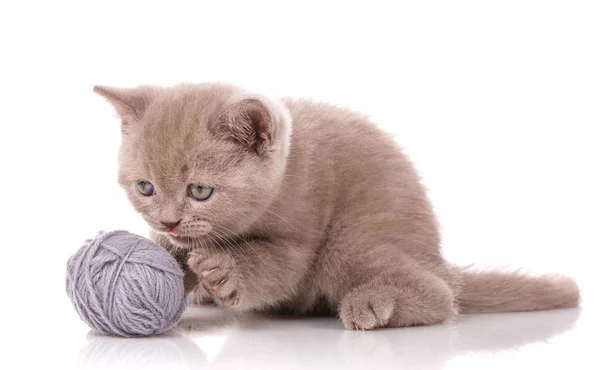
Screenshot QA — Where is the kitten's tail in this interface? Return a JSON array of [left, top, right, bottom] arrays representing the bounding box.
[[457, 268, 580, 313]]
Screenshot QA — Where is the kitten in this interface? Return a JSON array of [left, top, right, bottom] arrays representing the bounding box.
[[94, 83, 579, 330]]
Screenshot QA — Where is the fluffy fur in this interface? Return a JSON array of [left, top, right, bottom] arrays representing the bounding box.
[[94, 83, 579, 330]]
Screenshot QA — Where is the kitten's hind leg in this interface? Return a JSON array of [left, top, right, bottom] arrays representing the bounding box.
[[339, 267, 456, 330]]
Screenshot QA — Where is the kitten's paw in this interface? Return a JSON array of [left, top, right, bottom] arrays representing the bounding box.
[[340, 289, 395, 330], [187, 251, 244, 308]]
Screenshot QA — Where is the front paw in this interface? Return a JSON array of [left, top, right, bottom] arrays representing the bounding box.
[[187, 251, 244, 308], [340, 289, 395, 330]]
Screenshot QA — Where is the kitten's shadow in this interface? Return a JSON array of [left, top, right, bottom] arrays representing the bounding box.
[[76, 306, 581, 370], [335, 308, 582, 369], [179, 306, 581, 369]]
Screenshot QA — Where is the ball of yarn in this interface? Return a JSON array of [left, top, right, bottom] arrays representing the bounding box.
[[66, 230, 187, 337]]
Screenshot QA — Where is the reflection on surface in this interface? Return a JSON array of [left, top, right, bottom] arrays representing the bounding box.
[[76, 331, 207, 369], [76, 306, 581, 370]]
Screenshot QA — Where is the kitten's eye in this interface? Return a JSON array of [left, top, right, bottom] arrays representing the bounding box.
[[136, 181, 155, 196], [188, 184, 214, 201]]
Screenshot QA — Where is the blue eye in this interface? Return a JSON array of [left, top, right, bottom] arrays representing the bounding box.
[[188, 184, 214, 201], [136, 181, 155, 196]]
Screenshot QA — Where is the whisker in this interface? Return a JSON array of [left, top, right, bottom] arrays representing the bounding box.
[[215, 224, 269, 269], [199, 236, 208, 252], [206, 232, 239, 270], [211, 228, 253, 269], [265, 209, 298, 231]]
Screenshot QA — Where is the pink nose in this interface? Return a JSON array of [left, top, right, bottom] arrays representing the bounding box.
[[161, 220, 181, 229]]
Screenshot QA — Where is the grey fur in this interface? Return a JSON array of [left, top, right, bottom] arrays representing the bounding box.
[[94, 83, 579, 330]]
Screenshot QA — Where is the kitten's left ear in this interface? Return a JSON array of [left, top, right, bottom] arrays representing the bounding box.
[[93, 85, 155, 130], [212, 97, 276, 156]]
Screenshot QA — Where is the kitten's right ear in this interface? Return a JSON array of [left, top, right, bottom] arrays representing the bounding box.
[[93, 85, 155, 130]]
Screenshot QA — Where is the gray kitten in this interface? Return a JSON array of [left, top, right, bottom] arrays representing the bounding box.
[[95, 83, 579, 330]]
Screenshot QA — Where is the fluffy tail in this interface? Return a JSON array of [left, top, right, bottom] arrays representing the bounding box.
[[457, 268, 580, 314]]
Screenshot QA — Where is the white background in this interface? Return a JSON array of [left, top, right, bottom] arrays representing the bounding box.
[[0, 1, 598, 369]]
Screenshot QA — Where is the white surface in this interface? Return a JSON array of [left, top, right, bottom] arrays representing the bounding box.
[[1, 1, 599, 369], [12, 305, 599, 369]]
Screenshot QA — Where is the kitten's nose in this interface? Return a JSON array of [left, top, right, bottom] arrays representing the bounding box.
[[161, 220, 181, 229]]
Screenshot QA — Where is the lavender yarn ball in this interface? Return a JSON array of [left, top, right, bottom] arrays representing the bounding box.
[[66, 230, 186, 337]]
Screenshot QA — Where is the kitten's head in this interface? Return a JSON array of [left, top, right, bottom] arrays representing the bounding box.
[[94, 83, 291, 248]]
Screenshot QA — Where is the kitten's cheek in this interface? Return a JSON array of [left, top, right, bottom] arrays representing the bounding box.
[[194, 221, 213, 236]]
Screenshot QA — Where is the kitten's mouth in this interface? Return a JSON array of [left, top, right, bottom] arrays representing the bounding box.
[[153, 226, 181, 238], [153, 221, 212, 242]]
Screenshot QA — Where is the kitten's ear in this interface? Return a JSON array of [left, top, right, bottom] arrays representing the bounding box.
[[212, 97, 275, 156], [93, 85, 155, 130]]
